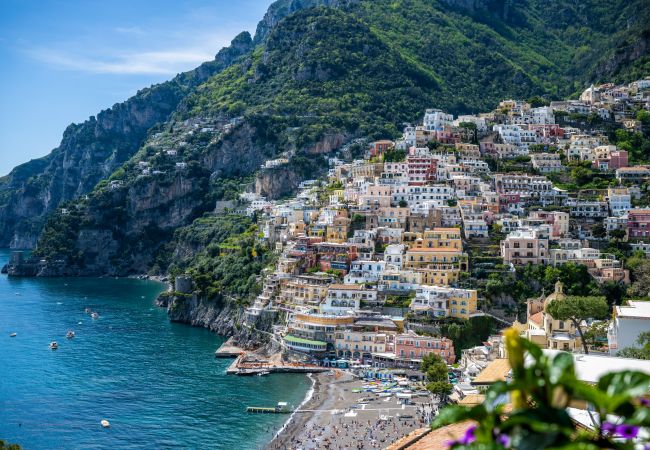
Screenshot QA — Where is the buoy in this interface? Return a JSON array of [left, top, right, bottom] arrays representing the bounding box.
[[101, 419, 110, 428]]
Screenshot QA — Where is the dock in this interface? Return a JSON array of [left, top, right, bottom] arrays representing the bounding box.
[[215, 338, 245, 358], [225, 355, 329, 376], [246, 402, 292, 414]]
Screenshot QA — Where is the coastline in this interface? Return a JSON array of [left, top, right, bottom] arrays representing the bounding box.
[[265, 371, 335, 449]]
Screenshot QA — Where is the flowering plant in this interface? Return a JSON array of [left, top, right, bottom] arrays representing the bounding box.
[[433, 329, 650, 449]]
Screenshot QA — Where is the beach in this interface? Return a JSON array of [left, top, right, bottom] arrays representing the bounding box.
[[267, 371, 435, 450]]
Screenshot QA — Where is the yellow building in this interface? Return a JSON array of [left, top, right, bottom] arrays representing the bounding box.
[[523, 281, 581, 351], [413, 228, 463, 249], [278, 274, 333, 307], [326, 211, 351, 243]]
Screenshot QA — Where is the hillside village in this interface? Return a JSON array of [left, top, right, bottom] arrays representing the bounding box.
[[209, 78, 650, 382]]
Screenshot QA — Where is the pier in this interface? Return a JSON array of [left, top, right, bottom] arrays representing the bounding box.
[[214, 338, 245, 358]]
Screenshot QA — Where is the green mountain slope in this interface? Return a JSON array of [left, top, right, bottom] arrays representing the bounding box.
[[11, 0, 650, 276]]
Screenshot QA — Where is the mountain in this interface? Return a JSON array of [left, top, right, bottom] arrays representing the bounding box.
[[3, 0, 650, 274]]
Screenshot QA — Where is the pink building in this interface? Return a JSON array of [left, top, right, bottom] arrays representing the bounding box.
[[628, 209, 650, 238], [407, 154, 437, 185], [395, 331, 455, 364], [609, 151, 628, 170]]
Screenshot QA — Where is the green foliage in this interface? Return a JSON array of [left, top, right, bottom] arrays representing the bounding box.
[[611, 129, 650, 164], [0, 441, 21, 450], [166, 214, 273, 304], [440, 316, 499, 354], [383, 148, 406, 162], [435, 330, 650, 449], [618, 332, 650, 360]]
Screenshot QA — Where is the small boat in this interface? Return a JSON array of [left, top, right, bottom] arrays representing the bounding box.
[[9, 333, 17, 337], [100, 419, 110, 428], [84, 308, 92, 314], [91, 312, 99, 319], [49, 341, 58, 350], [66, 331, 75, 339], [257, 370, 270, 377]]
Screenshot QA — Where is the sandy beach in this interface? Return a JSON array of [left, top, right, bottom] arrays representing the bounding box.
[[266, 371, 435, 450]]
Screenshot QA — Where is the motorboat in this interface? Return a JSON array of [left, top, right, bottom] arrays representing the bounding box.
[[100, 419, 110, 428], [49, 341, 58, 350], [257, 370, 270, 377], [66, 331, 75, 339], [9, 333, 17, 337], [91, 312, 99, 319]]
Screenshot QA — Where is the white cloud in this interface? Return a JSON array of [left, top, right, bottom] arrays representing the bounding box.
[[29, 47, 216, 75], [25, 25, 237, 75]]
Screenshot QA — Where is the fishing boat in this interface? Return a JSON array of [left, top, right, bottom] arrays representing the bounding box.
[[66, 331, 75, 339], [49, 341, 58, 350]]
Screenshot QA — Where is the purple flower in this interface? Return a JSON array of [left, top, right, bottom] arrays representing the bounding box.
[[459, 425, 477, 445], [496, 433, 511, 448], [602, 422, 617, 434], [602, 422, 640, 439], [615, 424, 640, 439], [639, 397, 650, 407]]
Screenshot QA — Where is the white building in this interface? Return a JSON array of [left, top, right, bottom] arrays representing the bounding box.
[[608, 301, 650, 355], [320, 285, 377, 314], [344, 261, 386, 284], [423, 109, 453, 131]]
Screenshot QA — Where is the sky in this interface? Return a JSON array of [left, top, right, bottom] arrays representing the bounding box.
[[0, 0, 274, 176]]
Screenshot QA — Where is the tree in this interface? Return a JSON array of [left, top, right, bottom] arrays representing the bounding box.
[[582, 320, 609, 351], [627, 259, 650, 297], [609, 228, 627, 241], [398, 199, 408, 208], [421, 352, 452, 403], [591, 223, 607, 239], [421, 352, 449, 382], [618, 331, 650, 360], [545, 296, 609, 354]]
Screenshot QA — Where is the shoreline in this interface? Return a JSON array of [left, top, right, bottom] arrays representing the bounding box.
[[265, 371, 335, 449], [266, 372, 317, 447]]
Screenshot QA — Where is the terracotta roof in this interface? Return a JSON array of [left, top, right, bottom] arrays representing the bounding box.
[[328, 284, 366, 290], [529, 311, 543, 326], [472, 359, 511, 385], [458, 394, 486, 406], [407, 248, 464, 253], [405, 421, 476, 449]]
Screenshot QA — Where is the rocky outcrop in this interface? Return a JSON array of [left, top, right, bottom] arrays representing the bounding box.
[[255, 166, 304, 199], [593, 34, 650, 81], [253, 0, 357, 44], [157, 292, 272, 349]]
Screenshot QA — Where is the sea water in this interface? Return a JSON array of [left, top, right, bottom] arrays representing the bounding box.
[[0, 249, 309, 449]]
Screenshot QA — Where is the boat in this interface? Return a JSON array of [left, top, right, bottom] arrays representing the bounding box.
[[9, 333, 17, 337], [84, 308, 92, 314], [49, 341, 58, 350], [100, 419, 110, 428], [91, 312, 99, 319], [66, 331, 75, 339], [257, 370, 270, 377]]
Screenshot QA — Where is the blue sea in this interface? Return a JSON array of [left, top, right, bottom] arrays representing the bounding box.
[[0, 249, 310, 449]]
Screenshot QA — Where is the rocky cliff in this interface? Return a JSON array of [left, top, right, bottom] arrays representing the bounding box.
[[156, 292, 274, 349]]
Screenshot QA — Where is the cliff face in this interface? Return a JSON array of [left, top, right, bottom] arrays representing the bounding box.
[[157, 292, 274, 349], [0, 32, 254, 248]]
